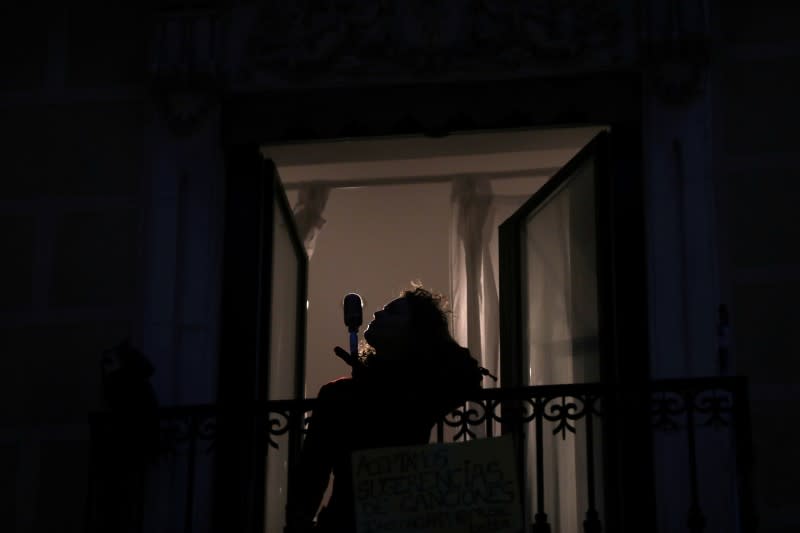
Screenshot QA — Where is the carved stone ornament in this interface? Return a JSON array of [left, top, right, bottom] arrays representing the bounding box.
[[152, 74, 221, 138], [646, 37, 708, 106], [642, 2, 710, 105], [245, 0, 631, 84], [150, 7, 223, 137]]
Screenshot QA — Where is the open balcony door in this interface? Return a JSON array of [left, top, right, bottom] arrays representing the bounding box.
[[499, 131, 610, 532], [216, 146, 308, 533], [500, 131, 609, 386]]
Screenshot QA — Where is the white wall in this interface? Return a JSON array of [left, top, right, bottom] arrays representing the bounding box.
[[299, 182, 452, 397]]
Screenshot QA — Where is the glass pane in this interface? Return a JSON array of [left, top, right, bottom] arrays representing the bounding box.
[[523, 155, 599, 386], [269, 193, 299, 401], [522, 153, 601, 532], [265, 192, 300, 532]]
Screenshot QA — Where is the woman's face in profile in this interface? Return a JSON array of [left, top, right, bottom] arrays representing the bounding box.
[[363, 297, 412, 355]]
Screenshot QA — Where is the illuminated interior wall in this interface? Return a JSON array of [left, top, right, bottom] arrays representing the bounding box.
[[294, 182, 452, 397]]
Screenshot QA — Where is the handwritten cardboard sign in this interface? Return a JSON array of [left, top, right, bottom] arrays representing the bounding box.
[[352, 434, 522, 533]]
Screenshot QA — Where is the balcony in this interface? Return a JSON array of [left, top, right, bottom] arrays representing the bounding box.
[[86, 377, 754, 533]]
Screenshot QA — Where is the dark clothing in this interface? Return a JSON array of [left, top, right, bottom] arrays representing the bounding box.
[[289, 348, 482, 532]]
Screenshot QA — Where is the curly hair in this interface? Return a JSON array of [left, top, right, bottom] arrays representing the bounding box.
[[400, 283, 453, 347], [354, 283, 483, 408], [359, 283, 462, 365]]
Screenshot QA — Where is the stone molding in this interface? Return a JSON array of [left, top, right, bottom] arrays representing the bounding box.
[[150, 5, 223, 137], [147, 0, 715, 136], [641, 2, 710, 105], [244, 0, 633, 84]]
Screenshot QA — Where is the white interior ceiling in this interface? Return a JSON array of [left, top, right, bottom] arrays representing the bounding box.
[[262, 125, 606, 196]]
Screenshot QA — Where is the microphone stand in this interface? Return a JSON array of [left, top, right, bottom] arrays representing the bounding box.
[[349, 328, 358, 360]]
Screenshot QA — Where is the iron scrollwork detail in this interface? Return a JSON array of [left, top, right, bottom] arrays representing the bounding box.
[[694, 389, 733, 429], [87, 378, 751, 533], [159, 412, 217, 456], [652, 391, 686, 431], [442, 401, 491, 441], [542, 394, 592, 440], [440, 391, 603, 443], [651, 385, 736, 431]]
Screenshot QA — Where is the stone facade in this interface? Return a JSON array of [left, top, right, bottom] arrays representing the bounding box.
[[1, 2, 798, 532]]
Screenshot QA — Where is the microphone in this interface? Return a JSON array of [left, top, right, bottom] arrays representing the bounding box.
[[343, 293, 363, 358]]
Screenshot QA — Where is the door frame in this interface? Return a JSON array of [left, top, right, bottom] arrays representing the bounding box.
[[220, 72, 649, 386], [497, 130, 612, 388], [217, 72, 651, 532], [496, 127, 653, 530], [214, 146, 308, 533]]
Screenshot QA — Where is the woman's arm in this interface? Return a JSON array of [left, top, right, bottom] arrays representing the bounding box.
[[286, 383, 339, 531]]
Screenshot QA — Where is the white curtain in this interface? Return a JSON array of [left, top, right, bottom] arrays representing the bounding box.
[[450, 177, 533, 388], [449, 177, 500, 385], [450, 170, 601, 530], [525, 191, 579, 533], [523, 160, 600, 533], [291, 183, 330, 258]]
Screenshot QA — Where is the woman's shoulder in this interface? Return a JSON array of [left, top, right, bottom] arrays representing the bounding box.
[[316, 376, 358, 399]]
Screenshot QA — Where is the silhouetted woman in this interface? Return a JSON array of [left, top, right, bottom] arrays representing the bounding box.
[[287, 285, 484, 532]]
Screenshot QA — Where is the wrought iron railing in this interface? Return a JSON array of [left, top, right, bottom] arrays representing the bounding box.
[[86, 377, 754, 533]]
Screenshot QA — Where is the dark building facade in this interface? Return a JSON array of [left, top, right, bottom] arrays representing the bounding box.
[[1, 2, 798, 532]]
